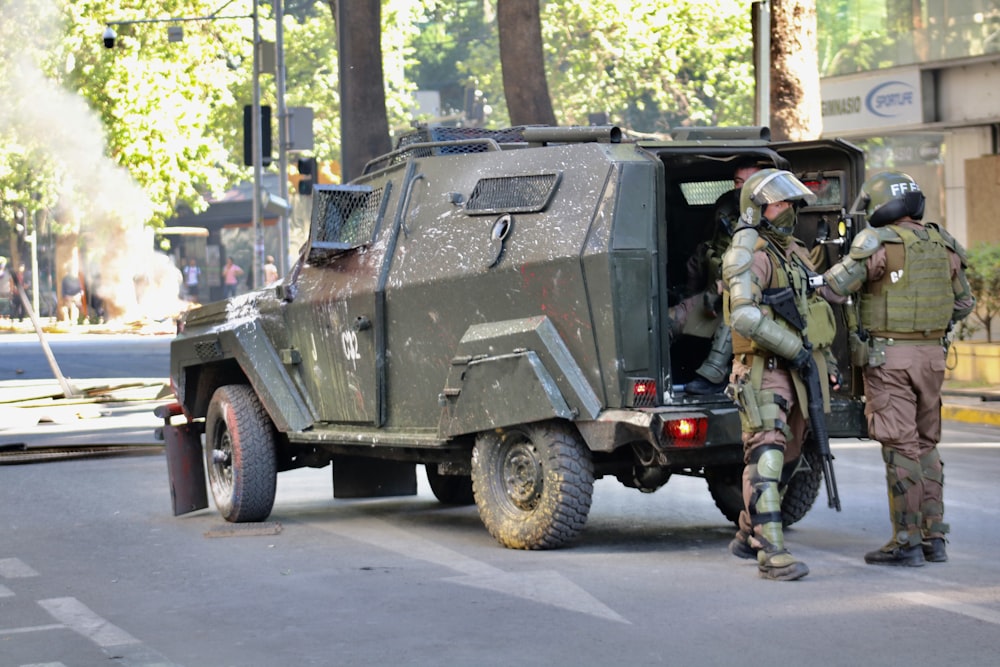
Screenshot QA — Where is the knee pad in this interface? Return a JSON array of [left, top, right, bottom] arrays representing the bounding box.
[[920, 448, 944, 485], [882, 447, 921, 496]]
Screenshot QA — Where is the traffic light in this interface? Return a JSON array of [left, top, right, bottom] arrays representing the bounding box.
[[243, 105, 272, 167], [297, 157, 317, 195]]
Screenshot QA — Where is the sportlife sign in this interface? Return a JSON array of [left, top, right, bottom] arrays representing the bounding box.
[[820, 69, 925, 135]]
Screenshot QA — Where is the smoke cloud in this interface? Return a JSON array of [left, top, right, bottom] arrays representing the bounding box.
[[0, 0, 186, 324]]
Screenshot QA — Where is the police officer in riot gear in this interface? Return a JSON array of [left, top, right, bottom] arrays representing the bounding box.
[[824, 171, 974, 566], [722, 168, 844, 581]]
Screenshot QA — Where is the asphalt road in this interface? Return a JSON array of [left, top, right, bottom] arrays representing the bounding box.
[[2, 420, 999, 667], [0, 332, 171, 382]]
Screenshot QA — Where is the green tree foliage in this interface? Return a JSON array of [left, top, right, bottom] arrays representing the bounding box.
[[541, 0, 754, 132], [965, 242, 1000, 342], [409, 0, 755, 134], [3, 0, 759, 246]]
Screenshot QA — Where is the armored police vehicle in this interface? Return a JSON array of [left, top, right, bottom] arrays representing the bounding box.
[[160, 124, 867, 550]]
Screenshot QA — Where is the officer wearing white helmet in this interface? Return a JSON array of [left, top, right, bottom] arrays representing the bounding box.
[[823, 171, 974, 566], [721, 168, 846, 581]]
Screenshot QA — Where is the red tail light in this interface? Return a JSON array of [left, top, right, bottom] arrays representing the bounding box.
[[662, 417, 708, 447], [630, 378, 657, 407]]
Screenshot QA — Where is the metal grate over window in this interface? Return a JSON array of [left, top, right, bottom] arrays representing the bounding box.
[[678, 180, 733, 206], [311, 184, 387, 249], [465, 173, 560, 215]]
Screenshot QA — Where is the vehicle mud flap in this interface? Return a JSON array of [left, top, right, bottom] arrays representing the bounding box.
[[333, 455, 417, 498], [163, 422, 209, 516]]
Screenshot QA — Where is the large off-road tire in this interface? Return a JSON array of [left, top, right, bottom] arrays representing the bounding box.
[[705, 449, 824, 528], [471, 421, 594, 550], [205, 384, 278, 522], [425, 465, 474, 505]]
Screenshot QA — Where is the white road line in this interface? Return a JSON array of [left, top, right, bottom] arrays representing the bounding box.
[[0, 624, 65, 636], [20, 662, 67, 667], [37, 597, 140, 648], [896, 591, 1000, 625], [0, 557, 40, 578], [306, 515, 629, 623]]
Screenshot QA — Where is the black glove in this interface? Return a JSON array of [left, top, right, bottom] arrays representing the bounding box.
[[789, 346, 812, 370], [829, 366, 843, 390]]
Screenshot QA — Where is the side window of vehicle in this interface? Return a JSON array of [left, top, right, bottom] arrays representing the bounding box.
[[310, 184, 391, 259]]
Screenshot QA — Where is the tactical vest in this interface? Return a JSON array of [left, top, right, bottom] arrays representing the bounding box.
[[860, 225, 953, 338], [731, 240, 835, 354]]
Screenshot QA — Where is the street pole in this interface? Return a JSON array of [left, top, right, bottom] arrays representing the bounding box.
[[754, 0, 771, 129], [275, 0, 290, 276], [251, 0, 264, 290]]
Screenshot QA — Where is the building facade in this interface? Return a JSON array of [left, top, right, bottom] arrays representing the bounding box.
[[818, 1, 1000, 247]]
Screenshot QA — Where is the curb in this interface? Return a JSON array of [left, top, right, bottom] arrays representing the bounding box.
[[942, 403, 1000, 428]]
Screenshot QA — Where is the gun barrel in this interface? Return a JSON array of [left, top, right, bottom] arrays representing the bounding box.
[[800, 354, 842, 511]]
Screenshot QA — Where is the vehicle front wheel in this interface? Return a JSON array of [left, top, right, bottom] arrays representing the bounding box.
[[471, 421, 594, 550], [205, 384, 278, 522]]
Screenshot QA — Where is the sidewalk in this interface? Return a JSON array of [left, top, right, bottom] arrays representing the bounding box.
[[941, 382, 1000, 428]]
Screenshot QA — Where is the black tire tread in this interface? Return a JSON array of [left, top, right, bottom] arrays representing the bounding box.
[[471, 422, 594, 550], [205, 385, 277, 523]]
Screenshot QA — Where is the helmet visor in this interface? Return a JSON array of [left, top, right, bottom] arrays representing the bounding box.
[[747, 171, 818, 207], [848, 190, 870, 217]]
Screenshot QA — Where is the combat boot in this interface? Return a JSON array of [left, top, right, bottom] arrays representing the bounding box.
[[922, 537, 948, 563], [868, 449, 925, 567], [757, 548, 809, 581], [728, 530, 757, 560], [864, 540, 925, 567]]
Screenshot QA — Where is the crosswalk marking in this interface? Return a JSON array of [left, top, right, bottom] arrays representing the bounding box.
[[0, 557, 40, 578]]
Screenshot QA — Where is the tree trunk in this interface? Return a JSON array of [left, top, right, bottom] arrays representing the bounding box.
[[769, 0, 822, 141], [497, 0, 557, 127], [329, 0, 392, 182]]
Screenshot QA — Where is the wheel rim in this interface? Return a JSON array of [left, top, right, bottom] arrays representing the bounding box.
[[210, 428, 234, 499], [501, 437, 543, 511]]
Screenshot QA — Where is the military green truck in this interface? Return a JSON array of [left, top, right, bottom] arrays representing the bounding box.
[[158, 124, 868, 550]]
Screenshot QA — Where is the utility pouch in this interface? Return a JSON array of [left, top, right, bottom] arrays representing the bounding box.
[[736, 378, 764, 432], [762, 287, 805, 332], [805, 298, 837, 348], [868, 337, 887, 368], [849, 331, 869, 367]]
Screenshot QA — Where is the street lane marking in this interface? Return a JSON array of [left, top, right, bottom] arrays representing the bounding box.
[[896, 591, 1000, 625], [0, 557, 40, 578], [0, 624, 65, 636], [305, 515, 629, 624], [37, 597, 140, 648]]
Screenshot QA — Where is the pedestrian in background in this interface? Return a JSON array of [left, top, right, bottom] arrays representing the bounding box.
[[0, 257, 11, 320], [60, 267, 84, 323], [823, 171, 975, 566], [263, 255, 279, 285], [221, 257, 244, 299], [183, 257, 201, 302]]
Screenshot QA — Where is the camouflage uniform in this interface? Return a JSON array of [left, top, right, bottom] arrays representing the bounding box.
[[721, 169, 844, 581]]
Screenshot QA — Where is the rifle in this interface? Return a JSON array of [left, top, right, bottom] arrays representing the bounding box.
[[797, 340, 841, 511]]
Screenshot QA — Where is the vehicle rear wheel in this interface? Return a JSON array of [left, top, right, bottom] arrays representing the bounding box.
[[425, 465, 474, 505], [205, 384, 277, 522], [471, 421, 594, 550], [705, 448, 823, 528]]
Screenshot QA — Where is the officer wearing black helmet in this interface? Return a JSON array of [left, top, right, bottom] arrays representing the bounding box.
[[823, 171, 975, 566]]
